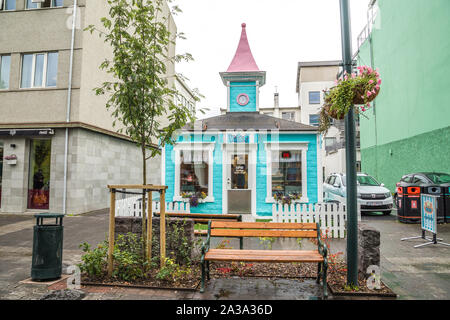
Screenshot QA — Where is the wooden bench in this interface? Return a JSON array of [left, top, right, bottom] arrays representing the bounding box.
[[200, 221, 329, 298], [153, 212, 242, 236]]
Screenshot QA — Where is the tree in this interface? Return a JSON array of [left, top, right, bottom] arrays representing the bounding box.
[[85, 0, 203, 259]]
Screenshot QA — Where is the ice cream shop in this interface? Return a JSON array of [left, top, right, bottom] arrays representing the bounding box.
[[162, 24, 322, 218]]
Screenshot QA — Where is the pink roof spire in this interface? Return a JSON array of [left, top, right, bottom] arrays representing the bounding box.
[[226, 23, 260, 72]]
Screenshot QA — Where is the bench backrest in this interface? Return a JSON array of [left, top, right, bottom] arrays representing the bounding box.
[[210, 221, 319, 238], [154, 213, 242, 223]]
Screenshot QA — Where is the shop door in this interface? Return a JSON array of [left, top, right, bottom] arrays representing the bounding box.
[[227, 153, 251, 214], [28, 139, 51, 210]]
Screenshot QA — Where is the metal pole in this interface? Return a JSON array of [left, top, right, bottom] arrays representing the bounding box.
[[339, 0, 359, 286], [63, 0, 78, 215]]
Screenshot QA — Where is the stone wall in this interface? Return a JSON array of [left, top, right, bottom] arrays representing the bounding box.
[[115, 216, 195, 264], [358, 222, 380, 276]]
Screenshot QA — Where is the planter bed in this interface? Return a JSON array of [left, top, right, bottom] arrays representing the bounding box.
[[79, 261, 396, 298], [80, 264, 201, 291], [326, 262, 397, 298]]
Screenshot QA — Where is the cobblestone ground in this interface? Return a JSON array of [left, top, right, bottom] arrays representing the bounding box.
[[0, 209, 449, 300]]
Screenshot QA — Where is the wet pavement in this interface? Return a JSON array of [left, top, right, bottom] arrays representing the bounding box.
[[0, 209, 449, 300]]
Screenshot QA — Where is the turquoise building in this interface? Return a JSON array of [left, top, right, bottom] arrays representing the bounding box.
[[162, 24, 322, 218]]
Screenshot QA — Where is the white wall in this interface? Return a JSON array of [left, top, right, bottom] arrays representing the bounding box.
[[299, 81, 335, 125]]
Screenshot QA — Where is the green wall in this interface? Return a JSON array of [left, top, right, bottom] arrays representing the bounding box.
[[357, 0, 450, 191]]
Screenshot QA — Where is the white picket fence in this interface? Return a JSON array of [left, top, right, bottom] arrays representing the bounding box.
[[272, 202, 361, 238], [115, 196, 191, 217]]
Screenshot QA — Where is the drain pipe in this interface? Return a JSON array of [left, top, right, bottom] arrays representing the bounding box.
[[63, 0, 78, 215]]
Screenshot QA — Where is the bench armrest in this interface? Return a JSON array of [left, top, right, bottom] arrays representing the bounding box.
[[316, 223, 328, 258], [200, 221, 212, 262], [317, 237, 328, 258]]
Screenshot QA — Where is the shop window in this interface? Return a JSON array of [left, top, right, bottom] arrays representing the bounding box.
[[231, 154, 248, 189], [26, 0, 63, 9], [1, 0, 16, 10], [272, 150, 302, 197], [179, 150, 209, 196], [28, 139, 51, 210], [0, 55, 11, 89], [21, 52, 58, 88]]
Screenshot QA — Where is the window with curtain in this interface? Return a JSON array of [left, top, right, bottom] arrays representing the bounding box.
[[21, 52, 58, 88], [180, 150, 209, 195], [26, 0, 63, 9], [272, 150, 302, 197], [0, 55, 11, 89]]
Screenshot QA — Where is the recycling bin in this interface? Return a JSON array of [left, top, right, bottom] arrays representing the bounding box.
[[397, 184, 421, 224], [421, 185, 445, 224], [31, 213, 64, 281]]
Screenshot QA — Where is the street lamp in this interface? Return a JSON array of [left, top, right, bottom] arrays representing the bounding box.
[[339, 0, 359, 287]]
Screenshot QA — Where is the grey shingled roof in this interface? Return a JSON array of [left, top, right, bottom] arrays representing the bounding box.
[[182, 112, 317, 132]]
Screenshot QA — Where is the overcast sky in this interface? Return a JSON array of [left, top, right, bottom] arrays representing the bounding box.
[[171, 0, 371, 119]]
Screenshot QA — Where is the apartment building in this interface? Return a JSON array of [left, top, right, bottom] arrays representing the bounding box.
[[296, 61, 361, 179], [356, 0, 450, 191], [0, 0, 195, 214]]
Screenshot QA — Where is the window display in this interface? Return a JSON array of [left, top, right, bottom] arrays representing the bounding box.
[[28, 140, 51, 209], [180, 150, 209, 195], [272, 150, 302, 197]]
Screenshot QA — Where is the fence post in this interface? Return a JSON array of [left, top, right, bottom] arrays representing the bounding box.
[[107, 188, 116, 277], [160, 189, 166, 267], [147, 191, 152, 262]]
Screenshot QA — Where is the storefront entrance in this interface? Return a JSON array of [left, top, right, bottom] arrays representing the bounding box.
[[27, 139, 51, 210], [223, 146, 256, 216]]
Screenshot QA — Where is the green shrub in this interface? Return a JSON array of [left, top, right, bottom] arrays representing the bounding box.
[[78, 241, 108, 278]]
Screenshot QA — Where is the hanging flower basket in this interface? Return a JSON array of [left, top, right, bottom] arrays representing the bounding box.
[[319, 66, 382, 134]]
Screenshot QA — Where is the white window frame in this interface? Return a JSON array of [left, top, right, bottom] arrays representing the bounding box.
[[281, 112, 295, 121], [309, 114, 320, 127], [173, 142, 215, 202], [265, 142, 309, 203], [309, 91, 321, 105], [20, 52, 58, 89], [0, 54, 11, 90], [26, 0, 63, 9]]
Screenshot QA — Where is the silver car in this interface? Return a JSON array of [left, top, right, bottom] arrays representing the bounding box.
[[323, 173, 394, 215]]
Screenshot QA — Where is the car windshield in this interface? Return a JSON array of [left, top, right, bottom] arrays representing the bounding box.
[[342, 175, 380, 186], [426, 173, 450, 184]]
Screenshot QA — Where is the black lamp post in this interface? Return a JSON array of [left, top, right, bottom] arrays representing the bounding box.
[[339, 0, 359, 287]]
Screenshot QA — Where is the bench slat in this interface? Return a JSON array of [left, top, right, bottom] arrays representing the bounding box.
[[205, 249, 324, 263], [156, 213, 241, 219], [211, 221, 317, 230], [210, 229, 317, 238]]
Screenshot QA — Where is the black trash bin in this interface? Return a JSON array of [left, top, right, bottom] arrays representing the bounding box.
[[421, 184, 445, 224], [398, 183, 421, 224], [31, 213, 64, 281], [443, 183, 450, 223], [396, 185, 405, 220]]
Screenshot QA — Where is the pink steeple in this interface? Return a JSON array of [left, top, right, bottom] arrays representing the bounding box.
[[226, 23, 260, 72]]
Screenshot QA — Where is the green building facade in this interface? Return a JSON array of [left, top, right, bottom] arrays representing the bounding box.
[[357, 0, 450, 192]]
